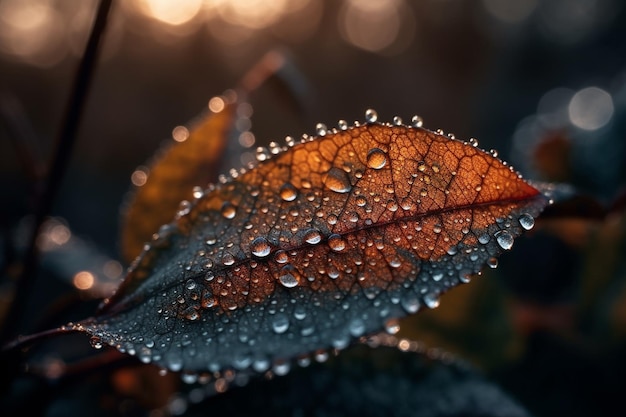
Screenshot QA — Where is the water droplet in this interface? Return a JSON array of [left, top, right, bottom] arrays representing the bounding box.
[[495, 231, 514, 250], [272, 314, 290, 334], [489, 149, 499, 157], [338, 119, 348, 130], [478, 233, 490, 244], [253, 358, 270, 372], [424, 293, 440, 309], [401, 294, 420, 313], [278, 265, 299, 288], [89, 336, 103, 349], [250, 237, 271, 258], [328, 234, 346, 252], [518, 213, 535, 230], [273, 360, 291, 376], [393, 116, 403, 125], [221, 202, 237, 219], [384, 318, 400, 334], [315, 123, 328, 136], [469, 137, 479, 147], [366, 148, 387, 169], [365, 109, 378, 123], [389, 258, 402, 268], [355, 195, 367, 207], [274, 250, 289, 264], [324, 167, 352, 193], [349, 319, 365, 336], [304, 229, 322, 245], [222, 253, 235, 266], [280, 182, 298, 202], [487, 257, 498, 269], [411, 115, 423, 127]]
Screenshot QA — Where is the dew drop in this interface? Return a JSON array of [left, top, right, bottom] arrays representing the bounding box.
[[272, 314, 290, 334], [393, 116, 403, 125], [355, 195, 367, 207], [469, 137, 479, 147], [280, 182, 298, 202], [384, 318, 400, 334], [489, 149, 499, 157], [304, 229, 322, 245], [349, 319, 366, 337], [424, 293, 440, 309], [478, 233, 490, 244], [324, 167, 352, 193], [89, 336, 103, 349], [221, 202, 237, 219], [315, 123, 328, 136], [338, 119, 349, 130], [487, 257, 498, 269], [518, 213, 535, 230], [278, 265, 299, 288], [273, 361, 291, 376], [222, 253, 235, 266], [250, 236, 271, 258], [328, 234, 346, 252], [365, 109, 378, 123], [411, 115, 423, 127], [366, 148, 387, 169], [495, 231, 514, 250], [274, 250, 289, 264], [401, 294, 420, 313]]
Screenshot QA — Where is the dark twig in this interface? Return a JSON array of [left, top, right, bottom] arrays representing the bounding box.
[[0, 0, 114, 344]]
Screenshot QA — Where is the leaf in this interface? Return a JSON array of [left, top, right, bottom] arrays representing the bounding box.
[[119, 95, 238, 263], [181, 339, 534, 417], [73, 111, 550, 374]]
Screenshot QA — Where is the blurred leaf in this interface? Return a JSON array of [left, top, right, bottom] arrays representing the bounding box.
[[119, 96, 238, 264]]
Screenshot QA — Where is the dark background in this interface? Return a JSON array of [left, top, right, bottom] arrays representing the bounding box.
[[1, 1, 626, 416]]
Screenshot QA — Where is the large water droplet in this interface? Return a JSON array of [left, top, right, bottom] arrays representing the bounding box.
[[304, 229, 322, 245], [411, 115, 423, 127], [366, 148, 387, 169], [495, 231, 514, 250], [250, 236, 271, 258], [518, 213, 535, 230], [280, 182, 298, 202], [338, 119, 348, 130], [278, 265, 299, 288], [328, 234, 346, 252], [222, 253, 235, 266], [324, 167, 352, 193], [365, 109, 378, 123]]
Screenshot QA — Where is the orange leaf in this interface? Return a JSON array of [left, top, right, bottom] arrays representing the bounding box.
[[73, 111, 550, 375], [119, 94, 238, 263]]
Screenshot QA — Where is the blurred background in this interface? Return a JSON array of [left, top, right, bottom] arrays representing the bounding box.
[[1, 1, 625, 416]]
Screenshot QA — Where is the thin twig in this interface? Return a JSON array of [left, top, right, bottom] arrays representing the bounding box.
[[0, 0, 114, 344]]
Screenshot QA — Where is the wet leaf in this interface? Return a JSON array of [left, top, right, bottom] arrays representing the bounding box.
[[120, 95, 238, 263], [73, 111, 550, 374]]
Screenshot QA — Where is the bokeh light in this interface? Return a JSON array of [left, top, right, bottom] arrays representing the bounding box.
[[568, 86, 614, 130], [338, 0, 411, 54]]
